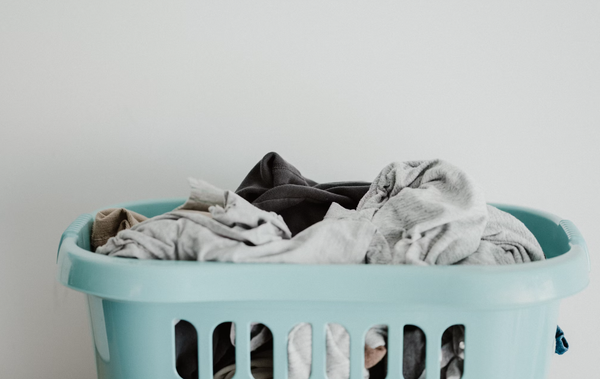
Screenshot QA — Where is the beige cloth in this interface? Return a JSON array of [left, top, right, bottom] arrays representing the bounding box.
[[91, 208, 148, 251], [364, 345, 386, 369]]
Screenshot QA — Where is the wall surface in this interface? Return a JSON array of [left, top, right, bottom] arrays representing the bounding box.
[[1, 1, 598, 378]]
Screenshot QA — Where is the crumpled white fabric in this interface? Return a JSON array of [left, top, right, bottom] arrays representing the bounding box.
[[357, 160, 544, 265]]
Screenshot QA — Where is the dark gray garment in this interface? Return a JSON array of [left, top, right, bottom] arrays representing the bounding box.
[[403, 326, 427, 379], [235, 152, 371, 236], [175, 320, 198, 379]]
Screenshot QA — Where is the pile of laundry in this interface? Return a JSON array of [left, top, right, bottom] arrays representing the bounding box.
[[91, 152, 563, 379]]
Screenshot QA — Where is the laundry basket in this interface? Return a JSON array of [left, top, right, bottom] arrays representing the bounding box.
[[56, 199, 590, 379]]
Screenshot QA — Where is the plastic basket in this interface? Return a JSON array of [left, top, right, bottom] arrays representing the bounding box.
[[56, 199, 590, 379]]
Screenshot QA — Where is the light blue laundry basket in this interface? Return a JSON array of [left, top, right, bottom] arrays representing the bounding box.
[[56, 199, 590, 379]]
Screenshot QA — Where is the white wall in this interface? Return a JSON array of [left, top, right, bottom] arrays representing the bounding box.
[[1, 1, 598, 377]]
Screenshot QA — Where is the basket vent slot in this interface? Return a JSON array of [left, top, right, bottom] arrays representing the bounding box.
[[365, 324, 388, 378], [403, 325, 426, 379], [249, 323, 273, 379], [440, 325, 465, 379], [175, 320, 198, 379], [326, 323, 350, 378], [288, 323, 313, 378], [213, 322, 235, 378]]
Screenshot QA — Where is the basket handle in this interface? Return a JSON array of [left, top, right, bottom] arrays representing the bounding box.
[[559, 219, 590, 272], [57, 213, 94, 261]]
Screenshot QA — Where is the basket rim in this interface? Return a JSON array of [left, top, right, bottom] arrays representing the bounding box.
[[56, 198, 590, 307]]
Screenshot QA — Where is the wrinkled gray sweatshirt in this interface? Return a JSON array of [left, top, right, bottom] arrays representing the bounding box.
[[357, 160, 543, 265]]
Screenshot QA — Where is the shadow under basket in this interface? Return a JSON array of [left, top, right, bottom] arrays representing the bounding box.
[[56, 199, 590, 379]]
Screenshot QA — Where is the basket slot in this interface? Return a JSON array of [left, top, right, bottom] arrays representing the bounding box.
[[441, 325, 465, 379], [285, 322, 315, 379], [251, 323, 274, 379], [174, 320, 199, 379]]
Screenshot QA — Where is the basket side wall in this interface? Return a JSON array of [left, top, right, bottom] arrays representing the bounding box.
[[88, 296, 560, 379]]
